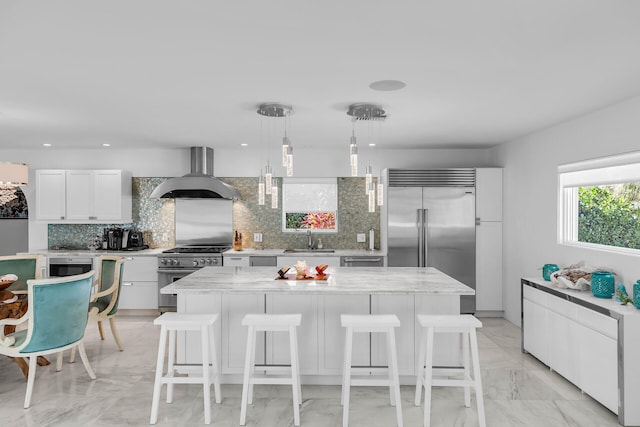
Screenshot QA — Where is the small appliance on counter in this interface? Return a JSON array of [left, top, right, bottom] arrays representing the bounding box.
[[102, 227, 148, 251]]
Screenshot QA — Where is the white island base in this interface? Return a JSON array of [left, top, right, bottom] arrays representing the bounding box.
[[165, 266, 475, 385], [177, 293, 462, 385]]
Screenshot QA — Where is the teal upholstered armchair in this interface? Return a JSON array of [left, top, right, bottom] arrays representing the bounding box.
[[0, 271, 97, 408], [0, 254, 45, 294]]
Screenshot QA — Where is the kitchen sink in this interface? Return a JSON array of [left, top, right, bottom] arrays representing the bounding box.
[[283, 248, 335, 253]]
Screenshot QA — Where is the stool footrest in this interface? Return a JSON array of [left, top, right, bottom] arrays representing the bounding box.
[[251, 376, 295, 385], [431, 378, 474, 388], [161, 375, 218, 385], [351, 377, 394, 387]]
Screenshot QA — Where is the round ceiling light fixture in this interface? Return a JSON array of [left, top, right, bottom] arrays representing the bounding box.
[[369, 80, 406, 91]]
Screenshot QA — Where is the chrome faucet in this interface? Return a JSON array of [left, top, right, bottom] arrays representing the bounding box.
[[307, 229, 313, 250]]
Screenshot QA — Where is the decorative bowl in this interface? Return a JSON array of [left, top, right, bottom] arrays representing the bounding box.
[[0, 274, 17, 290]]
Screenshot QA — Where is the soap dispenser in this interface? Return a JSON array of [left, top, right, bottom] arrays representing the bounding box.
[[368, 228, 375, 251]]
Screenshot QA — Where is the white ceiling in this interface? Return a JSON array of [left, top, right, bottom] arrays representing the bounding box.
[[1, 1, 639, 151]]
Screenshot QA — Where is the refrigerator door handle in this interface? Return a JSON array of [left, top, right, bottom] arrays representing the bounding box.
[[423, 208, 429, 268], [417, 209, 425, 267]]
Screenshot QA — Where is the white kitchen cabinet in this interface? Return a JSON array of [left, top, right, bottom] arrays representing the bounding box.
[[371, 295, 415, 375], [476, 221, 503, 312], [266, 294, 318, 375], [118, 256, 158, 310], [475, 167, 503, 313], [221, 294, 266, 373], [476, 168, 503, 222], [35, 169, 132, 223], [576, 321, 618, 413], [318, 295, 370, 375], [35, 170, 66, 220], [522, 288, 548, 364], [223, 255, 250, 267]]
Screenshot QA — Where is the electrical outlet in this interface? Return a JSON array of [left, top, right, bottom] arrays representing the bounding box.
[[254, 233, 263, 243], [161, 232, 168, 242], [356, 233, 366, 243]]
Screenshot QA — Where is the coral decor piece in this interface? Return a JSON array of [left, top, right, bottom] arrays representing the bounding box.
[[293, 260, 311, 278]]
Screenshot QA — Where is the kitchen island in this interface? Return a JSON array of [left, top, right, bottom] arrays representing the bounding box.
[[161, 266, 474, 385]]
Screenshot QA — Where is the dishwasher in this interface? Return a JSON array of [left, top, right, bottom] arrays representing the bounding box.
[[340, 256, 384, 267]]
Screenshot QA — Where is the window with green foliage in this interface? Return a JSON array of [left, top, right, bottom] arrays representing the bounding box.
[[559, 153, 640, 253], [578, 184, 640, 249]]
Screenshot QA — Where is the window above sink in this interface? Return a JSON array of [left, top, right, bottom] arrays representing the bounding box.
[[282, 178, 338, 233]]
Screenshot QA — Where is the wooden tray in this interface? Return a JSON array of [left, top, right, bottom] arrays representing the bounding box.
[[275, 274, 329, 281]]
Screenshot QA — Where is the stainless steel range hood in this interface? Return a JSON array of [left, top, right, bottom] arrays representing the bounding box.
[[151, 147, 240, 199]]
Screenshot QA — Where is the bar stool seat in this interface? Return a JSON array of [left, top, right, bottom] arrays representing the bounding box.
[[240, 313, 302, 426], [341, 314, 403, 427], [150, 313, 221, 425], [415, 314, 486, 427]]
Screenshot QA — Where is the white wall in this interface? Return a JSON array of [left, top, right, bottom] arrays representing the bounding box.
[[492, 96, 640, 326], [1, 145, 494, 251]]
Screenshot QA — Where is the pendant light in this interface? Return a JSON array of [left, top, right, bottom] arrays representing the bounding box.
[[347, 103, 386, 210], [258, 170, 265, 205], [257, 103, 293, 208], [349, 125, 358, 177]]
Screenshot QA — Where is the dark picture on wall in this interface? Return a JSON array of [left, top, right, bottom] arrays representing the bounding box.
[[0, 188, 28, 219]]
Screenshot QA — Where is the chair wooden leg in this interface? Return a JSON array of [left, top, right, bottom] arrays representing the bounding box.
[[108, 316, 124, 351], [77, 342, 96, 380], [97, 321, 105, 340], [24, 356, 38, 408], [56, 352, 63, 372], [69, 346, 77, 363]]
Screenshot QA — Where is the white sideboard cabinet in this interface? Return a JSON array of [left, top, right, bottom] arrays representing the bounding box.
[[36, 169, 132, 223], [522, 278, 640, 426]]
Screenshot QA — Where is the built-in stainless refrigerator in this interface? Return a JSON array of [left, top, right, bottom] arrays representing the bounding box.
[[386, 169, 476, 313]]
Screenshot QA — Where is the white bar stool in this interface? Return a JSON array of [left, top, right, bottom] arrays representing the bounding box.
[[240, 313, 302, 426], [150, 313, 221, 425], [341, 314, 403, 427], [414, 314, 486, 427]]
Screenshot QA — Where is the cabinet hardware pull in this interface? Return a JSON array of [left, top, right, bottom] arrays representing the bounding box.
[[123, 282, 133, 286]]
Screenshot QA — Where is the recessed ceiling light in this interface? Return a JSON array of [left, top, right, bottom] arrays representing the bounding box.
[[43, 143, 51, 147], [369, 80, 406, 91], [369, 143, 376, 147], [102, 143, 111, 147], [241, 143, 248, 147]]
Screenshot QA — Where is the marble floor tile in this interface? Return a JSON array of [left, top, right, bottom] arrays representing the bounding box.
[[0, 316, 622, 426]]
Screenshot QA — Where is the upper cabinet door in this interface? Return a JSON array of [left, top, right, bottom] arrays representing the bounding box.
[[476, 168, 503, 222], [35, 169, 132, 223], [65, 170, 94, 220], [93, 170, 122, 220], [35, 170, 67, 220]]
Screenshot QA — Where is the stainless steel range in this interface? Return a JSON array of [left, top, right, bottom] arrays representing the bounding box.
[[154, 194, 235, 312], [157, 245, 229, 312]]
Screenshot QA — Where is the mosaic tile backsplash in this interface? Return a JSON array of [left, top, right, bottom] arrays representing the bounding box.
[[48, 177, 175, 250], [48, 177, 380, 251]]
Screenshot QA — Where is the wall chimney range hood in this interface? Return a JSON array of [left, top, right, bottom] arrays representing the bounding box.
[[150, 147, 240, 199]]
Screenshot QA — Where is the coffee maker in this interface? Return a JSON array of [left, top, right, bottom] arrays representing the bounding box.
[[103, 228, 123, 250]]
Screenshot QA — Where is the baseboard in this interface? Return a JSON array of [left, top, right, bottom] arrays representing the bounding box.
[[118, 309, 159, 317], [474, 310, 504, 318]]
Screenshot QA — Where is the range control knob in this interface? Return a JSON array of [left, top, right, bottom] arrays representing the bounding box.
[[212, 258, 219, 265], [199, 259, 205, 266], [160, 259, 167, 265], [205, 258, 212, 265], [192, 260, 199, 267]]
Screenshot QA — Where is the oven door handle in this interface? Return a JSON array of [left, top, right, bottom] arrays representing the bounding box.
[[157, 269, 200, 274]]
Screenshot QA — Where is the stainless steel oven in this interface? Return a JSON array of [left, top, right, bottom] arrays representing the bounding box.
[[48, 257, 94, 277], [157, 246, 226, 313]]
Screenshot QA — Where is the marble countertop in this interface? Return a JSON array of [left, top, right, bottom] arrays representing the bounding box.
[[23, 248, 165, 257], [161, 266, 474, 295], [223, 249, 386, 257], [523, 277, 640, 318]]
